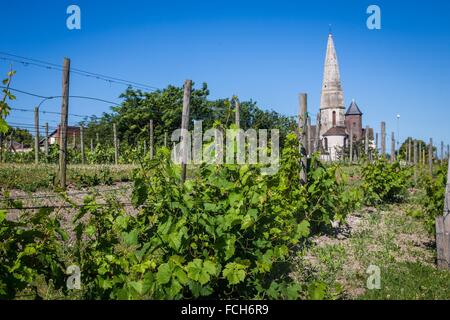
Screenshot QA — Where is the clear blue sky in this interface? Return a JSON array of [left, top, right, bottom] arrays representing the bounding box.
[[1, 0, 449, 147]]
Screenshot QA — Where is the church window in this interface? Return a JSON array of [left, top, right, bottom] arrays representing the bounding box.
[[332, 111, 336, 126], [324, 138, 328, 150]]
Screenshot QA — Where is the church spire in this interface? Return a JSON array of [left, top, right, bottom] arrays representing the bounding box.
[[319, 32, 345, 136]]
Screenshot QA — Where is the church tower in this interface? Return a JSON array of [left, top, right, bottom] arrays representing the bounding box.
[[319, 33, 345, 137]]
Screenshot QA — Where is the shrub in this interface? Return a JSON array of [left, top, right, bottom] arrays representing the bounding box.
[[361, 158, 411, 205], [72, 133, 354, 299]]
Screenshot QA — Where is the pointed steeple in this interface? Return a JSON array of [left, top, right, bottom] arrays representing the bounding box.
[[320, 33, 344, 110], [319, 33, 346, 136]]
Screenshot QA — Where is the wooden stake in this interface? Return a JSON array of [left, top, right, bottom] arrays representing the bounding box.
[[34, 107, 39, 165], [299, 93, 308, 184], [45, 122, 49, 158], [80, 125, 85, 164], [0, 133, 3, 163], [381, 122, 386, 157], [90, 139, 94, 153], [181, 80, 192, 183], [149, 119, 154, 159], [307, 116, 312, 156], [441, 141, 444, 166], [113, 123, 118, 165], [408, 138, 412, 164], [59, 57, 70, 190], [429, 138, 433, 175], [72, 131, 76, 149], [391, 132, 395, 162], [235, 97, 241, 128], [350, 127, 354, 163], [164, 132, 168, 148], [365, 126, 369, 157], [414, 140, 418, 185], [314, 113, 321, 154]]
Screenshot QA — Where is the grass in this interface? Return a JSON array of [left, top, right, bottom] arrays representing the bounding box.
[[360, 262, 450, 300], [0, 163, 136, 191], [291, 196, 450, 300]]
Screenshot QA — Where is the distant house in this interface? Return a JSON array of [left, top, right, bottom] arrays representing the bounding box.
[[42, 125, 81, 145]]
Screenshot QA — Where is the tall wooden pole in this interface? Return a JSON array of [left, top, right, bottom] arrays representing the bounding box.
[[408, 139, 412, 164], [181, 80, 192, 183], [381, 122, 386, 157], [419, 142, 422, 165], [299, 93, 308, 184], [113, 123, 118, 165], [391, 132, 396, 162], [164, 132, 168, 148], [90, 139, 94, 153], [429, 138, 433, 176], [414, 140, 418, 185], [72, 131, 76, 149], [436, 158, 450, 269], [0, 133, 3, 163], [365, 126, 369, 158], [44, 122, 49, 158], [59, 58, 70, 190], [96, 133, 99, 146], [314, 113, 321, 154], [350, 127, 354, 163], [307, 116, 312, 156], [34, 107, 39, 165], [235, 98, 241, 128], [375, 132, 379, 155], [80, 125, 85, 165], [441, 141, 444, 166], [149, 119, 154, 159]]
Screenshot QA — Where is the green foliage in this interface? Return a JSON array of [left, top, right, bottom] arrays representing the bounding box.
[[410, 164, 447, 234], [361, 158, 411, 205], [0, 69, 16, 134], [0, 200, 67, 299], [69, 133, 354, 299]]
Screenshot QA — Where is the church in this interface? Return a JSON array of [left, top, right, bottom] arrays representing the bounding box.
[[315, 33, 372, 161]]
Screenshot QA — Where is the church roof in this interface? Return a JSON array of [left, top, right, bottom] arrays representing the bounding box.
[[320, 33, 345, 110], [346, 100, 363, 116], [323, 126, 347, 137]]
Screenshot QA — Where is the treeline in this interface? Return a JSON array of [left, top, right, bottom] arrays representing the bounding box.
[[80, 82, 296, 147]]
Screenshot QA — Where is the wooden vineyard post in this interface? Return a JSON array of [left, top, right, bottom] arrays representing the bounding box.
[[365, 126, 369, 158], [96, 133, 99, 146], [45, 122, 49, 158], [436, 159, 450, 269], [307, 116, 312, 156], [429, 138, 433, 176], [34, 107, 39, 165], [314, 113, 321, 154], [235, 97, 241, 128], [441, 141, 444, 166], [298, 93, 308, 185], [59, 57, 70, 190], [180, 80, 192, 183], [72, 131, 76, 149], [80, 125, 85, 165], [381, 122, 386, 157], [349, 127, 354, 163], [390, 132, 395, 162], [375, 133, 379, 156], [164, 132, 168, 148], [408, 139, 412, 164], [414, 139, 418, 185], [419, 143, 422, 165], [90, 139, 94, 153], [0, 133, 2, 163], [113, 123, 118, 165], [149, 119, 154, 159]]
